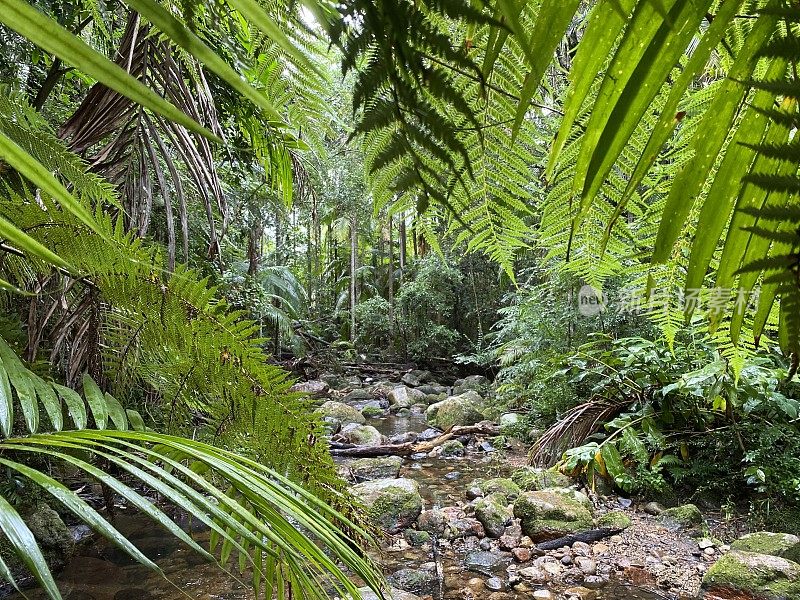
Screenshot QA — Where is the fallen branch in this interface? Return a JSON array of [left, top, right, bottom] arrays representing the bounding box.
[[329, 423, 499, 457], [535, 527, 622, 550]]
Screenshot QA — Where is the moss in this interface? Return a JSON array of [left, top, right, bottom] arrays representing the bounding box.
[[660, 503, 703, 528], [513, 490, 594, 539], [597, 510, 632, 530], [479, 478, 521, 500], [440, 439, 465, 457], [361, 406, 385, 418], [475, 493, 512, 538], [731, 532, 800, 564], [703, 551, 800, 599], [511, 466, 572, 491], [370, 487, 422, 533], [404, 529, 431, 546]]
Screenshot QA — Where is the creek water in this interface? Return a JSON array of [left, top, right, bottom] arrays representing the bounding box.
[[13, 412, 674, 600]]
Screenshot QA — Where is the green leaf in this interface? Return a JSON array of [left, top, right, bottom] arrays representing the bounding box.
[[0, 493, 60, 600], [126, 409, 146, 431], [81, 374, 107, 430], [53, 384, 87, 430], [0, 0, 220, 142], [0, 212, 70, 271], [31, 376, 63, 432], [124, 0, 285, 126], [103, 392, 128, 431], [0, 356, 12, 437], [652, 7, 780, 263], [0, 338, 38, 434]]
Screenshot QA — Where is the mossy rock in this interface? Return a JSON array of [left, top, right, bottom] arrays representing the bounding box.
[[347, 456, 403, 482], [351, 478, 423, 534], [513, 489, 593, 541], [440, 439, 465, 457], [474, 492, 512, 538], [404, 529, 432, 546], [659, 503, 703, 529], [510, 466, 572, 491], [316, 401, 365, 426], [361, 405, 386, 418], [425, 391, 485, 430], [702, 550, 800, 599], [337, 424, 385, 446], [597, 510, 632, 530], [478, 478, 521, 500], [731, 532, 800, 564]]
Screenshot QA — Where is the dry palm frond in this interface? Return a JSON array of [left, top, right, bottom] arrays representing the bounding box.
[[530, 397, 630, 467]]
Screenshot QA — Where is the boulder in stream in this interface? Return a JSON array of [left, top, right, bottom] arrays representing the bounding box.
[[289, 380, 330, 399], [510, 466, 573, 491], [513, 489, 594, 541], [346, 456, 403, 482], [401, 369, 434, 387], [474, 492, 513, 538], [351, 478, 423, 534], [425, 391, 485, 429], [453, 374, 491, 396], [388, 385, 426, 410], [316, 400, 365, 427], [335, 423, 385, 446], [702, 550, 800, 599], [387, 568, 438, 596], [730, 532, 800, 563], [352, 587, 421, 600]]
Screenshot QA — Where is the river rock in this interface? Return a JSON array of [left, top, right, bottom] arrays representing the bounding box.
[[342, 388, 374, 404], [702, 550, 800, 599], [347, 456, 403, 481], [659, 503, 703, 530], [453, 375, 490, 396], [511, 467, 573, 491], [441, 439, 465, 457], [479, 478, 522, 500], [417, 383, 448, 396], [513, 489, 593, 541], [464, 550, 509, 574], [475, 493, 513, 538], [318, 372, 349, 390], [499, 522, 523, 550], [596, 510, 632, 530], [730, 532, 800, 563], [336, 423, 385, 446], [388, 386, 426, 410], [404, 529, 431, 546], [401, 370, 434, 387], [425, 391, 485, 429], [289, 380, 329, 398], [25, 503, 75, 571], [643, 501, 665, 515], [316, 400, 365, 427], [417, 508, 447, 535], [351, 478, 423, 534], [388, 567, 437, 596], [361, 403, 388, 418], [499, 412, 521, 430], [352, 586, 421, 600]]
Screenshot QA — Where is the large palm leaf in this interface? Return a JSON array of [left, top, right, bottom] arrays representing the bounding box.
[[0, 336, 385, 599]]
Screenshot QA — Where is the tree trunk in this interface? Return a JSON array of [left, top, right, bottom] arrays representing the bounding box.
[[350, 212, 358, 341], [388, 217, 395, 349], [399, 213, 407, 285]]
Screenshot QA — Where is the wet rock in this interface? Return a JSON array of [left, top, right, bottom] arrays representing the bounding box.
[[318, 372, 349, 390], [425, 391, 485, 429], [289, 380, 329, 398], [499, 413, 521, 430], [417, 384, 448, 396], [390, 432, 418, 444], [444, 471, 462, 480], [401, 370, 433, 387], [485, 577, 504, 591], [563, 586, 596, 599], [532, 591, 554, 600], [388, 568, 438, 596], [643, 501, 665, 515], [388, 386, 426, 410], [453, 375, 490, 396], [351, 478, 423, 534], [464, 550, 508, 574], [730, 532, 800, 563], [444, 517, 485, 540], [475, 493, 513, 538], [513, 489, 593, 541], [342, 388, 373, 404], [316, 400, 365, 427], [517, 566, 547, 583], [659, 503, 703, 529], [404, 529, 432, 546], [347, 456, 403, 481], [510, 467, 573, 491], [361, 404, 387, 418], [512, 547, 531, 562], [596, 510, 632, 530], [441, 439, 465, 457], [479, 440, 496, 453], [702, 550, 800, 599], [352, 586, 420, 600], [499, 523, 523, 550], [25, 503, 75, 570], [479, 478, 521, 500], [417, 427, 443, 441], [418, 508, 447, 535], [336, 423, 385, 446], [574, 557, 597, 576]]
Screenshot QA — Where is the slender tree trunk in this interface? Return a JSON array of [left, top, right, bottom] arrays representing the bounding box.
[[388, 217, 395, 350], [399, 213, 407, 285], [350, 212, 358, 341]]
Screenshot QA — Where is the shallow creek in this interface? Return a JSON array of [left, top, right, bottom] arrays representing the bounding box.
[[15, 413, 679, 600]]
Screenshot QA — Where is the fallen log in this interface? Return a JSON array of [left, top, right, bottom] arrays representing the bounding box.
[[535, 527, 622, 551], [328, 423, 500, 457]]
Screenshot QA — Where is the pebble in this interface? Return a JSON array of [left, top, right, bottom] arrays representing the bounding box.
[[518, 566, 547, 582], [698, 538, 714, 549], [512, 547, 531, 562], [445, 471, 462, 480], [583, 575, 604, 589], [572, 541, 591, 556], [618, 497, 633, 508], [485, 577, 504, 591], [592, 543, 609, 556], [561, 555, 573, 565], [532, 591, 554, 600], [643, 501, 665, 515], [704, 547, 716, 556], [575, 557, 596, 576]]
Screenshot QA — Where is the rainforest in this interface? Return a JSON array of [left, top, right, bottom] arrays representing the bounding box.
[[0, 0, 798, 599]]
